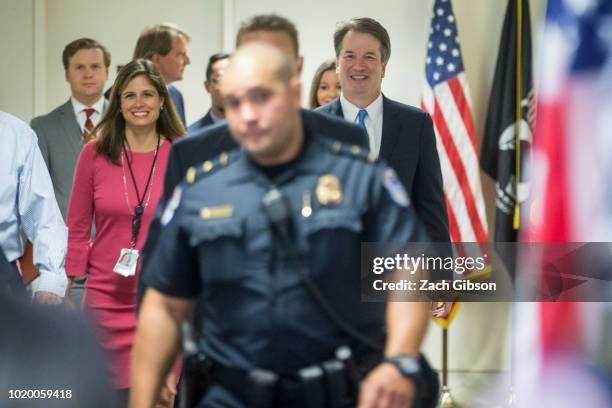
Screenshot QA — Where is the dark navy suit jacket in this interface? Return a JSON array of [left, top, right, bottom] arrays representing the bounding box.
[[317, 96, 450, 242], [188, 110, 215, 133], [168, 84, 186, 126]]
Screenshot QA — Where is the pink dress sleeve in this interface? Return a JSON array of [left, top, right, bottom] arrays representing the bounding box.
[[65, 142, 96, 277]]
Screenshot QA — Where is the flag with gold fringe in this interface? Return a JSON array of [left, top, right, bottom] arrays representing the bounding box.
[[421, 0, 489, 327]]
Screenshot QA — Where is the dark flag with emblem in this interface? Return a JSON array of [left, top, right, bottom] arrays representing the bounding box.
[[481, 0, 535, 242]]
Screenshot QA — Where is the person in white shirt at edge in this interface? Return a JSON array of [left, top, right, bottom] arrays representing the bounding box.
[[0, 111, 68, 304]]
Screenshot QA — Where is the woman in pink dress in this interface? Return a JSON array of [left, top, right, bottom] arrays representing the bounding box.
[[65, 58, 185, 405]]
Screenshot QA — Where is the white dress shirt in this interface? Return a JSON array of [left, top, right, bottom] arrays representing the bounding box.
[[340, 93, 384, 157], [0, 111, 68, 296], [71, 97, 105, 133]]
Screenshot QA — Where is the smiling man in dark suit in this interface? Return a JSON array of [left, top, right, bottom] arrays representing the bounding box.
[[317, 17, 450, 243]]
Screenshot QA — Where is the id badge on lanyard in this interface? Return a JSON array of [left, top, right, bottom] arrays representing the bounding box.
[[113, 247, 139, 277], [114, 135, 160, 278]]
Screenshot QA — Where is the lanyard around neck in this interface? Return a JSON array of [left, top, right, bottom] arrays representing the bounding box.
[[121, 134, 161, 247]]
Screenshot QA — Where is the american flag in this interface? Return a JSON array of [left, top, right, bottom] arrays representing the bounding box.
[[421, 0, 489, 326], [421, 0, 488, 245], [526, 0, 612, 357], [514, 1, 612, 404]]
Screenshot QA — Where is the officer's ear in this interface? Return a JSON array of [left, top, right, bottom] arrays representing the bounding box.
[[289, 75, 301, 109], [295, 56, 304, 76]]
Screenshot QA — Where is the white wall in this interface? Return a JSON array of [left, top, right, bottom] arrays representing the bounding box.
[[43, 0, 222, 125], [0, 0, 35, 120], [3, 0, 546, 136]]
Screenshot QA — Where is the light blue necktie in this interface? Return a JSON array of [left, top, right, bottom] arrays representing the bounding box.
[[356, 109, 368, 129]]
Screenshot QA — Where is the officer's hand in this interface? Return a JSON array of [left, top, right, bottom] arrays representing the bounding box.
[[358, 362, 416, 408], [155, 371, 177, 408], [34, 291, 63, 305]]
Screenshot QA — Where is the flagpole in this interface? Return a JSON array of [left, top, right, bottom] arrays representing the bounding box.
[[513, 0, 523, 230], [508, 0, 523, 405], [437, 327, 463, 408], [443, 327, 448, 387], [507, 304, 516, 407]]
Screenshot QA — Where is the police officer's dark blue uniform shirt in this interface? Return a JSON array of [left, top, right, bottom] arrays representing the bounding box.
[[144, 127, 428, 387]]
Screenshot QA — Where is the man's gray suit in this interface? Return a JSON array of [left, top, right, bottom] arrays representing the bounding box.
[[31, 99, 88, 305], [30, 100, 84, 220]]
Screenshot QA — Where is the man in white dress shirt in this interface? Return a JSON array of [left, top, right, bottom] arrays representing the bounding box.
[[0, 111, 67, 304]]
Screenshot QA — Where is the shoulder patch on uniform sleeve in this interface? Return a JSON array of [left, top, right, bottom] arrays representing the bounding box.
[[190, 150, 239, 185], [383, 167, 410, 208], [321, 139, 371, 162], [161, 185, 183, 226]]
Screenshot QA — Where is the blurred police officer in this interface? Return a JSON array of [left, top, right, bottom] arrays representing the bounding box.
[[131, 44, 433, 408], [137, 14, 368, 308]]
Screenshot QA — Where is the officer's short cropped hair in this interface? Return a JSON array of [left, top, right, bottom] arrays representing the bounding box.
[[236, 14, 300, 57], [62, 38, 111, 70], [206, 53, 230, 82], [334, 17, 391, 64], [229, 43, 295, 86], [274, 51, 296, 84], [133, 23, 191, 60]]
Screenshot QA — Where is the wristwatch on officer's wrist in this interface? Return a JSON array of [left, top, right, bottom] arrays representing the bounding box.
[[383, 354, 420, 379]]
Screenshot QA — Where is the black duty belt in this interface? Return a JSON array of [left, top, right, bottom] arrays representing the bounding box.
[[198, 353, 364, 408], [207, 360, 304, 408], [188, 351, 438, 408]]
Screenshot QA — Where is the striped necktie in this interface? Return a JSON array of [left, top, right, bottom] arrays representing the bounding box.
[[83, 108, 95, 143]]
